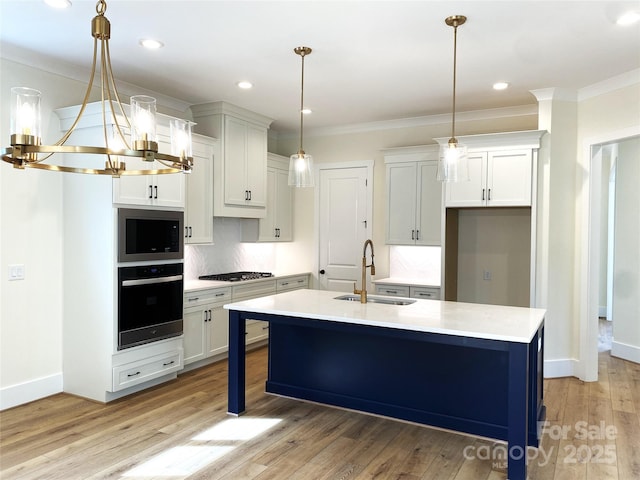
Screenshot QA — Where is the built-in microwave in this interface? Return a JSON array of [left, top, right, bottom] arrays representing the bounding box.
[[118, 208, 183, 263]]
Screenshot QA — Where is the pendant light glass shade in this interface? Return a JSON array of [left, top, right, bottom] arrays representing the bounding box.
[[437, 141, 469, 182], [289, 151, 314, 187], [289, 46, 314, 187]]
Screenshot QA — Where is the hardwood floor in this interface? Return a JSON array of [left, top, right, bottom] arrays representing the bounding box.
[[1, 347, 639, 480]]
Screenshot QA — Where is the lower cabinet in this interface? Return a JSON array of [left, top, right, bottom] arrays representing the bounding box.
[[182, 274, 310, 368], [183, 287, 232, 366], [375, 282, 441, 300]]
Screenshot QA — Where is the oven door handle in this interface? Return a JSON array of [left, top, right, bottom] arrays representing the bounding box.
[[121, 275, 183, 287]]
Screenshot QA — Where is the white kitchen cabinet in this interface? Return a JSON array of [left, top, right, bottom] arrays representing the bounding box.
[[112, 134, 186, 208], [191, 102, 274, 218], [242, 154, 293, 242], [444, 150, 533, 207], [276, 275, 309, 292], [232, 280, 277, 346], [384, 145, 442, 246], [375, 282, 441, 300], [184, 135, 218, 244], [183, 287, 231, 365]]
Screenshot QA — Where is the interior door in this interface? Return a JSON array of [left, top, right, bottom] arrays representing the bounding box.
[[318, 165, 371, 292]]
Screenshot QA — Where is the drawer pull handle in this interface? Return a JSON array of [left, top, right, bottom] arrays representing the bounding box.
[[387, 290, 398, 294], [281, 282, 289, 286], [188, 297, 200, 302], [163, 360, 175, 367], [215, 293, 225, 297], [262, 326, 269, 331], [127, 371, 141, 377]]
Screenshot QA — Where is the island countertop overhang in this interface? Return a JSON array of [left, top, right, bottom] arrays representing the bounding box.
[[224, 289, 545, 343]]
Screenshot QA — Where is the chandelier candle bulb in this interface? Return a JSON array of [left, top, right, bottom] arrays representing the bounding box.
[[130, 95, 158, 157], [10, 87, 41, 139], [170, 119, 193, 161]]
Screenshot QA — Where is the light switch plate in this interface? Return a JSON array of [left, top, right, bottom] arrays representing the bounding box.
[[8, 264, 25, 281]]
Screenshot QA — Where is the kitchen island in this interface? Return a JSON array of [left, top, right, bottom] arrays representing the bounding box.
[[225, 289, 546, 480]]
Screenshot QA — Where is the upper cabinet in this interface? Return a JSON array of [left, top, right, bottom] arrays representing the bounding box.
[[185, 134, 219, 244], [112, 132, 186, 208], [436, 131, 545, 208], [191, 102, 274, 218], [384, 145, 442, 246], [242, 153, 293, 242]]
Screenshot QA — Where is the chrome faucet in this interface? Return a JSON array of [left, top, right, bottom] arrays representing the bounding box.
[[354, 239, 375, 303]]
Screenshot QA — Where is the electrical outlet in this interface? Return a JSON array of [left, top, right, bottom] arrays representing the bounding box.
[[483, 270, 492, 281], [8, 264, 25, 281]]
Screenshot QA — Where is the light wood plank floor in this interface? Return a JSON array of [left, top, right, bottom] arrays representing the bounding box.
[[1, 347, 639, 480]]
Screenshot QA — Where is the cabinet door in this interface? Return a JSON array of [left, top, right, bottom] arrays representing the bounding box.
[[112, 156, 154, 205], [245, 124, 267, 207], [224, 116, 249, 206], [444, 152, 487, 207], [153, 168, 185, 208], [486, 150, 532, 206], [183, 307, 207, 365], [274, 168, 293, 241], [258, 168, 277, 240], [207, 306, 229, 357], [186, 139, 214, 244], [416, 162, 442, 245], [386, 162, 418, 244]]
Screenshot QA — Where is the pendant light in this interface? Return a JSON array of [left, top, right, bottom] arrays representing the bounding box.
[[437, 15, 470, 183], [289, 46, 314, 187], [1, 0, 193, 177]]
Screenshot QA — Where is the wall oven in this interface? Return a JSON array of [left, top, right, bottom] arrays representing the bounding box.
[[118, 263, 184, 350], [118, 208, 183, 263]]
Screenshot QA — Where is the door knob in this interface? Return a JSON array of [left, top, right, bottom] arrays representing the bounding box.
[[319, 269, 326, 275]]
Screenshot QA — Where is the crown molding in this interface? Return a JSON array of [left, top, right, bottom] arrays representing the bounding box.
[[1, 43, 193, 114], [277, 104, 538, 140], [578, 68, 640, 101]]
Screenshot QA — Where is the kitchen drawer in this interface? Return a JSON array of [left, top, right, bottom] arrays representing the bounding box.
[[184, 287, 231, 308], [232, 280, 276, 300], [246, 320, 269, 344], [277, 275, 309, 292], [375, 284, 410, 297], [410, 286, 441, 300], [112, 349, 183, 392]]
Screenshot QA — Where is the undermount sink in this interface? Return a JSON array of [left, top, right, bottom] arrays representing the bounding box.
[[334, 294, 416, 306]]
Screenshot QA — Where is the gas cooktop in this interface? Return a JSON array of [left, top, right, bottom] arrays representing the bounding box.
[[199, 271, 273, 282]]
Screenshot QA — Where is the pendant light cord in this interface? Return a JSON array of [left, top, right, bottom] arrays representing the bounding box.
[[451, 22, 458, 142], [299, 51, 305, 154]]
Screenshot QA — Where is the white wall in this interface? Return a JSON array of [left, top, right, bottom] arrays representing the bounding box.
[[611, 137, 640, 362]]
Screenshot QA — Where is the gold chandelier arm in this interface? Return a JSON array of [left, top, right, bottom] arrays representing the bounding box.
[[104, 39, 131, 133], [55, 37, 101, 148]]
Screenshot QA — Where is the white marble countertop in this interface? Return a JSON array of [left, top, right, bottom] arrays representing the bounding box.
[[184, 272, 310, 293], [224, 289, 545, 343], [373, 277, 441, 288]]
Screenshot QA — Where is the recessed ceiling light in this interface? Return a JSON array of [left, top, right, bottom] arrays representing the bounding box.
[[139, 38, 164, 50], [616, 11, 640, 26], [301, 108, 312, 115], [44, 0, 71, 8], [237, 81, 253, 89], [493, 82, 509, 91]]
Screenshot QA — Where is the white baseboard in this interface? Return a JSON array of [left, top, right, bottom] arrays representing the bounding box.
[[611, 341, 640, 364], [544, 358, 578, 378], [0, 374, 63, 411]]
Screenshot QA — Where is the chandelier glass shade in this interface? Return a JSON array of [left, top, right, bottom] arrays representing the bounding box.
[[288, 46, 314, 188], [1, 0, 193, 177], [436, 15, 470, 183]]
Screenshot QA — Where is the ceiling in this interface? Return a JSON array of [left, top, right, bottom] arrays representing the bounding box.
[[1, 1, 639, 134]]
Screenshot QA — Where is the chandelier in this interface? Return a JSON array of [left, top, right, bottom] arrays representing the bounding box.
[[437, 15, 470, 183], [1, 0, 193, 177], [288, 46, 314, 187]]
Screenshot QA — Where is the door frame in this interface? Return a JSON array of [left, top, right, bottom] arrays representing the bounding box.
[[314, 160, 374, 289], [579, 125, 640, 381]]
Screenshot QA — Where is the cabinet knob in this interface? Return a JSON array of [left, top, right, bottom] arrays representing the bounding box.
[[319, 269, 326, 275]]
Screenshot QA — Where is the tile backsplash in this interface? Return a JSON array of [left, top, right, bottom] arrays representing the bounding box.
[[184, 218, 277, 281], [389, 245, 441, 284]]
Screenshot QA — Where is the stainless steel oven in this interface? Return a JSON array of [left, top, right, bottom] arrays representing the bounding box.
[[117, 208, 183, 263], [118, 263, 183, 350]]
